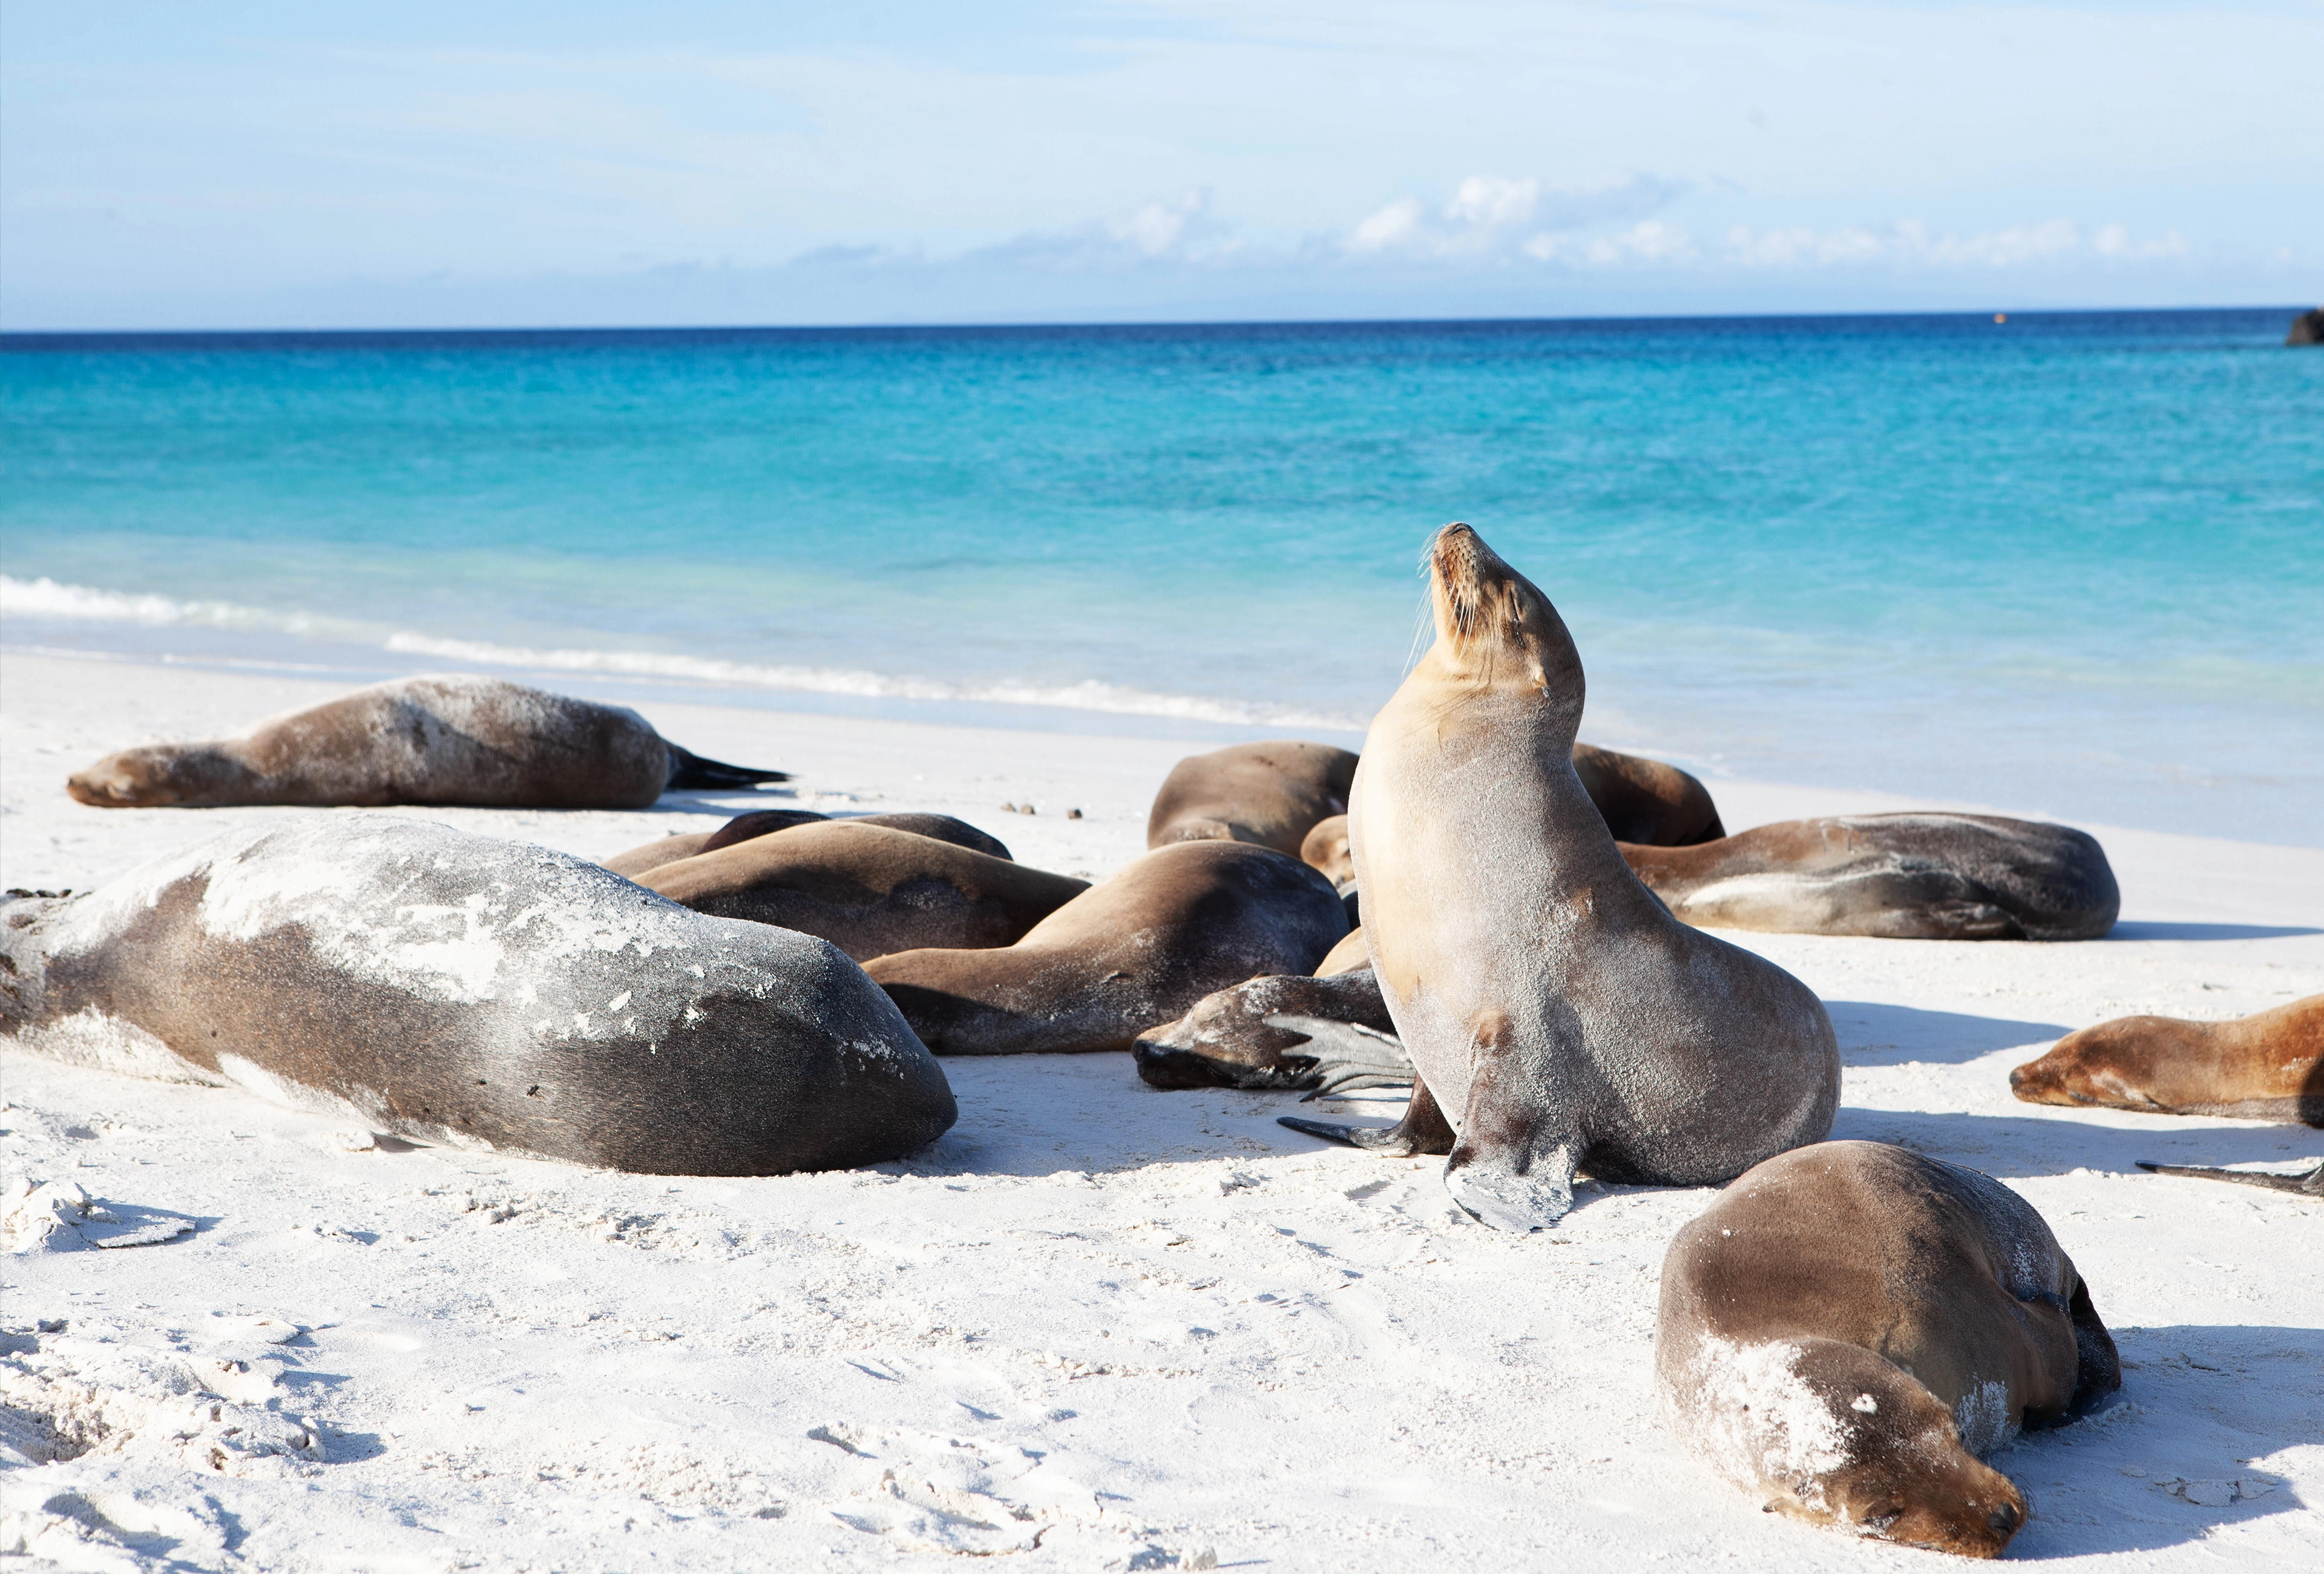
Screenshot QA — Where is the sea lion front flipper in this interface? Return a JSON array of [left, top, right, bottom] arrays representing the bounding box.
[[2135, 1159, 2324, 1195], [1441, 1055, 1581, 1231], [1278, 1075, 1454, 1156], [1261, 1014, 1413, 1099]]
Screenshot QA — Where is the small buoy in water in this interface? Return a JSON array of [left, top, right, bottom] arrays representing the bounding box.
[[1994, 312, 2008, 323]]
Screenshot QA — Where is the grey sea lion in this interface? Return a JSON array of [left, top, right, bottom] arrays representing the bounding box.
[[0, 817, 954, 1174], [1147, 742, 1359, 857], [635, 821, 1087, 962], [1623, 814, 2119, 941], [2010, 994, 2322, 1125], [602, 811, 1011, 880], [865, 840, 1348, 1055], [1132, 968, 1400, 1091], [65, 674, 784, 811], [1657, 1140, 2120, 1558], [1318, 523, 1838, 1229]]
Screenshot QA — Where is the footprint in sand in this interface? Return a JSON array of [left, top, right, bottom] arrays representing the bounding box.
[[809, 1421, 1098, 1555]]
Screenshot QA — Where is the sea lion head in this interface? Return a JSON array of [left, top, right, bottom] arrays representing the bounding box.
[[1424, 523, 1585, 727], [2007, 1018, 2171, 1111], [65, 745, 238, 809], [1781, 1342, 2030, 1559]]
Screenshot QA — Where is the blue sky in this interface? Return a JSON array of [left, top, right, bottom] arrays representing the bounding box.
[[2, 1, 2316, 328]]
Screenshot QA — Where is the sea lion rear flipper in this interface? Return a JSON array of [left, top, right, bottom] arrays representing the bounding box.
[[1261, 1014, 1413, 1099], [2135, 1159, 2324, 1195], [665, 745, 792, 790], [1278, 1075, 1454, 1156]]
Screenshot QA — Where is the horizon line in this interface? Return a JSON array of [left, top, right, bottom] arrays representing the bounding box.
[[2, 301, 2313, 343]]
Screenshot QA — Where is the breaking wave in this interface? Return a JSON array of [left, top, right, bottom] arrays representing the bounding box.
[[0, 575, 1364, 731]]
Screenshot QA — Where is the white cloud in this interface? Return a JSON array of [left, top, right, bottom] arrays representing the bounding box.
[[1722, 218, 2192, 271], [1341, 173, 1688, 261]]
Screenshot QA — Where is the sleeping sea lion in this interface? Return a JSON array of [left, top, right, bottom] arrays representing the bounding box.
[[2009, 994, 2322, 1125], [1146, 742, 1359, 857], [1623, 814, 2119, 940], [865, 840, 1348, 1055], [1571, 742, 1724, 846], [636, 821, 1086, 962], [1657, 1140, 2120, 1558], [0, 817, 954, 1174], [602, 811, 1010, 880], [65, 674, 785, 811], [1132, 968, 1399, 1090], [1320, 523, 1838, 1229]]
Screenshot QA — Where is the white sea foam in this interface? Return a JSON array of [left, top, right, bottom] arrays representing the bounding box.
[[1, 575, 1364, 731]]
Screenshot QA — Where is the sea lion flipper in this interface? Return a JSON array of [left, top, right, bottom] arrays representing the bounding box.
[[1278, 1075, 1454, 1156], [2135, 1159, 2324, 1194], [665, 744, 792, 789], [1262, 1014, 1413, 1100]]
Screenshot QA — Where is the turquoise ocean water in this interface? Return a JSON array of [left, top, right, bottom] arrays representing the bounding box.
[[3, 311, 2319, 843]]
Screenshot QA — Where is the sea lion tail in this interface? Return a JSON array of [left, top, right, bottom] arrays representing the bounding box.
[[665, 745, 792, 790], [2135, 1159, 2324, 1196]]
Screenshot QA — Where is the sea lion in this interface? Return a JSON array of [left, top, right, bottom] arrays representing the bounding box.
[[1657, 1140, 2121, 1558], [1147, 742, 1359, 857], [65, 674, 785, 811], [1314, 926, 1371, 976], [1624, 814, 2119, 941], [0, 817, 955, 1174], [865, 840, 1348, 1055], [1571, 743, 1725, 846], [1132, 968, 1399, 1090], [635, 821, 1087, 962], [1325, 523, 1838, 1228], [2009, 995, 2322, 1125], [602, 811, 1011, 880]]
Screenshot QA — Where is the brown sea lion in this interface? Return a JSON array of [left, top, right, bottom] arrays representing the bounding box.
[[602, 811, 1011, 880], [1571, 742, 1725, 845], [0, 817, 954, 1174], [1315, 523, 1838, 1229], [1657, 1141, 2120, 1558], [1623, 814, 2119, 941], [864, 840, 1348, 1055], [1132, 968, 1399, 1090], [635, 822, 1086, 963], [1146, 742, 1358, 857], [2009, 995, 2322, 1125], [65, 674, 784, 811]]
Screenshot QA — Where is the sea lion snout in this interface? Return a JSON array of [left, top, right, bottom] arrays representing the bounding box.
[[66, 749, 180, 808]]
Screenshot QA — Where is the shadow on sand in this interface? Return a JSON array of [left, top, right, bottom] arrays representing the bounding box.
[[1827, 1104, 2322, 1182], [2108, 921, 2323, 942], [1825, 999, 2069, 1064], [1998, 1322, 2320, 1559]]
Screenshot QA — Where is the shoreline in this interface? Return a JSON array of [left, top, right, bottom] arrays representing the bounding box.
[[2, 647, 2319, 1572]]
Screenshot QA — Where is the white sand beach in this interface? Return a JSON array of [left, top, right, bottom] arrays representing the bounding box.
[[2, 648, 2318, 1573]]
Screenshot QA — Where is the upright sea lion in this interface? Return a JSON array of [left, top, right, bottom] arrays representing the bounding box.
[[1624, 814, 2119, 941], [2009, 995, 2322, 1125], [1570, 743, 1724, 846], [1146, 742, 1359, 857], [602, 811, 1010, 880], [1328, 524, 1838, 1229], [865, 840, 1348, 1055], [636, 821, 1087, 962], [65, 674, 785, 811], [0, 817, 955, 1174], [1657, 1141, 2120, 1558]]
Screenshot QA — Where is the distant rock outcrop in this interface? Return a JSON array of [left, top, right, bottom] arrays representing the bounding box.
[[2290, 308, 2324, 346]]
